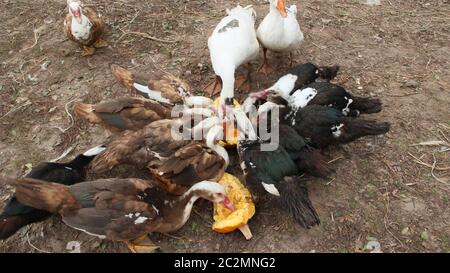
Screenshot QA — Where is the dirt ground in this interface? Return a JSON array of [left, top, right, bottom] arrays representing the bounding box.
[[0, 0, 449, 253]]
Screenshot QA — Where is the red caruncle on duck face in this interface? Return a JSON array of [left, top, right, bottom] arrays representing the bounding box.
[[68, 0, 82, 22]]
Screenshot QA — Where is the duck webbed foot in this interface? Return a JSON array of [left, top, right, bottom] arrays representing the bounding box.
[[80, 45, 96, 56], [235, 74, 251, 93], [204, 76, 222, 96], [257, 59, 274, 76], [126, 235, 160, 253], [94, 38, 109, 48]]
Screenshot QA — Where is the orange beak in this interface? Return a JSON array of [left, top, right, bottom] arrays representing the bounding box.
[[277, 0, 288, 17]]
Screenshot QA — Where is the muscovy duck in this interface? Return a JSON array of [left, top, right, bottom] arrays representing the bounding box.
[[238, 139, 320, 228], [289, 105, 390, 148], [11, 177, 234, 253], [0, 145, 106, 240]]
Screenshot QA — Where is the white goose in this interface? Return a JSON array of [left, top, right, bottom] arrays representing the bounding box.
[[257, 0, 304, 75], [206, 5, 260, 106]]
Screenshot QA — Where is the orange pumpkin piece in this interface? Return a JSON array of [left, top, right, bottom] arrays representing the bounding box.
[[213, 173, 255, 240]]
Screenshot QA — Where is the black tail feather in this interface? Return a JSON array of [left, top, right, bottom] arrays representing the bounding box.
[[296, 148, 333, 178], [0, 212, 49, 240], [277, 177, 320, 228], [319, 66, 340, 81], [0, 216, 27, 240], [341, 119, 390, 144], [351, 97, 382, 114]]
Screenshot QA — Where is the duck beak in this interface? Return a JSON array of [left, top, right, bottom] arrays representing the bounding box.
[[277, 0, 288, 17], [221, 197, 235, 211]]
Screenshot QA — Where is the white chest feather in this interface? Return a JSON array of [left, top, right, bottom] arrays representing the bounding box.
[[257, 6, 304, 52], [288, 88, 318, 110], [71, 16, 93, 41]]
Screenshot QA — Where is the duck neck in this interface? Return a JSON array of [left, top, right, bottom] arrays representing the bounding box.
[[172, 188, 202, 229], [212, 144, 229, 168], [269, 2, 284, 19], [206, 127, 230, 168], [220, 68, 235, 104]]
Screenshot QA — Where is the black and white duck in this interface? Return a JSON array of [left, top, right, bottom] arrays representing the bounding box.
[[289, 105, 390, 148], [266, 73, 383, 117], [238, 138, 320, 228]]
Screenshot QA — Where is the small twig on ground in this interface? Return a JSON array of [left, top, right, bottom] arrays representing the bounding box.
[[438, 130, 450, 144], [431, 151, 449, 184], [125, 11, 141, 29], [438, 123, 450, 131], [0, 101, 33, 120], [26, 232, 51, 253], [326, 178, 336, 186], [382, 160, 398, 176], [51, 97, 79, 133], [385, 92, 420, 98], [410, 140, 450, 147], [328, 156, 344, 164], [115, 29, 177, 46], [50, 145, 77, 163], [408, 152, 450, 171], [22, 30, 40, 51]]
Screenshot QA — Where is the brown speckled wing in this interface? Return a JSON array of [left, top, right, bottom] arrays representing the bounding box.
[[83, 7, 104, 46], [89, 119, 190, 173], [62, 178, 162, 241], [153, 143, 225, 188], [90, 97, 171, 131], [147, 75, 191, 104], [63, 13, 77, 43]]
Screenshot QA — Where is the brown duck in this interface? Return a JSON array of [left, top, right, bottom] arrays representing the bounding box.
[[111, 64, 214, 108], [74, 97, 216, 133], [90, 119, 229, 195], [74, 97, 172, 133], [10, 177, 235, 253], [64, 0, 107, 56]]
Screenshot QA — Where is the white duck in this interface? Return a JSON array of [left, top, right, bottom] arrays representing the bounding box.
[[206, 5, 260, 105], [257, 0, 304, 75]]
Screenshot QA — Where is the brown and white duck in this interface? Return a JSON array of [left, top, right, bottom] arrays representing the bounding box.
[[74, 97, 173, 133], [90, 119, 229, 195], [73, 96, 217, 134], [111, 64, 213, 108], [10, 177, 234, 253], [64, 0, 107, 56]]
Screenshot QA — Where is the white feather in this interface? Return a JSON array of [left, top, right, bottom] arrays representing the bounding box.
[[262, 182, 280, 196], [288, 88, 318, 109], [134, 216, 148, 225], [342, 97, 354, 116], [268, 74, 298, 99], [83, 145, 106, 157], [184, 96, 214, 108], [133, 83, 172, 104], [332, 123, 344, 138]]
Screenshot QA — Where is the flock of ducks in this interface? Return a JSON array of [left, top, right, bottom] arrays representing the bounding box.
[[0, 0, 391, 252]]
